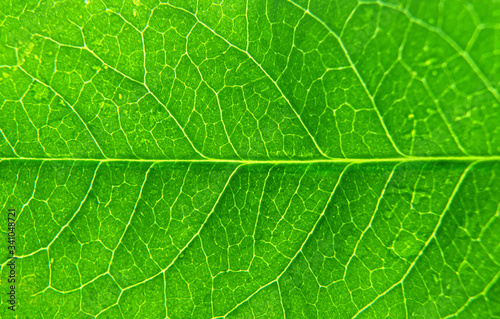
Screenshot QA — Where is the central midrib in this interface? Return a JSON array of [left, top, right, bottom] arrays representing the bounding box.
[[2, 156, 500, 164]]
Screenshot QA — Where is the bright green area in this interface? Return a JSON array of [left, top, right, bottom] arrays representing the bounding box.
[[0, 0, 499, 318]]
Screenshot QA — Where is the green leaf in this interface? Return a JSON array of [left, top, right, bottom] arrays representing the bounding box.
[[1, 0, 499, 318]]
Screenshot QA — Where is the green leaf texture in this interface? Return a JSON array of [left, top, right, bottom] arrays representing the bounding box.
[[1, 0, 499, 318]]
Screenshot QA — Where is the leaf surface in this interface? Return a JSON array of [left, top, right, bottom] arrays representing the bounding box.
[[0, 0, 499, 318]]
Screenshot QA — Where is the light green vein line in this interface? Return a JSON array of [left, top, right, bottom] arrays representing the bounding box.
[[250, 165, 275, 269], [108, 163, 155, 273], [214, 90, 243, 159], [361, 0, 500, 103], [163, 271, 169, 319], [397, 43, 471, 156], [421, 71, 471, 156], [31, 32, 208, 160], [164, 2, 331, 160], [0, 127, 20, 157], [352, 162, 475, 318], [0, 161, 44, 267], [90, 10, 207, 160], [343, 163, 398, 277], [7, 162, 100, 267], [402, 281, 409, 319], [0, 77, 35, 158], [118, 164, 242, 292], [270, 164, 311, 234], [32, 164, 157, 296], [2, 155, 500, 164], [277, 281, 287, 319], [442, 269, 500, 319], [15, 64, 108, 159], [287, 0, 407, 158], [288, 0, 406, 156], [183, 22, 243, 159], [13, 161, 43, 225], [220, 163, 351, 318]]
